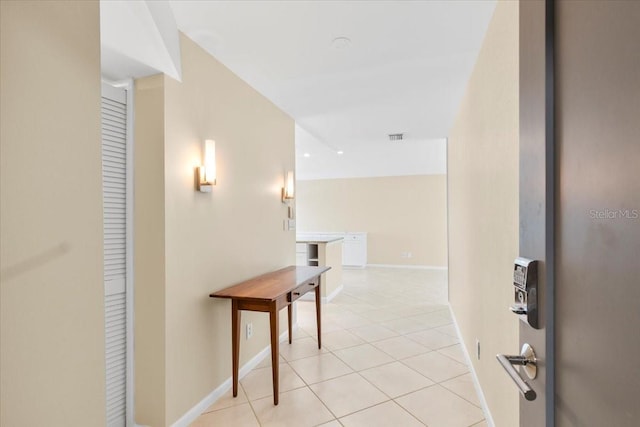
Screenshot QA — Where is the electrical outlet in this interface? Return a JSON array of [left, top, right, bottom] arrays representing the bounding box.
[[476, 339, 481, 360], [246, 322, 253, 339], [407, 252, 412, 258]]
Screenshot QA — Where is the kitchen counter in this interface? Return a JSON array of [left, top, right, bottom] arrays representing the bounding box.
[[295, 238, 343, 302], [296, 237, 344, 244], [297, 232, 367, 267]]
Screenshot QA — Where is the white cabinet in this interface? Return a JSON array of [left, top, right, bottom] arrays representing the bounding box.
[[295, 253, 308, 266], [342, 233, 367, 267], [296, 243, 311, 265]]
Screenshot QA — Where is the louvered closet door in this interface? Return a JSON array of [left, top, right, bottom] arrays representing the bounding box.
[[102, 84, 128, 427]]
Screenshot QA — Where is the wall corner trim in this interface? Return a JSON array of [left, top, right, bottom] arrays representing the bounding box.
[[170, 328, 294, 427], [299, 284, 344, 304], [450, 306, 496, 427]]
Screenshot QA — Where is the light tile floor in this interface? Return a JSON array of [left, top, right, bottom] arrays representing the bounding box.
[[191, 267, 486, 427]]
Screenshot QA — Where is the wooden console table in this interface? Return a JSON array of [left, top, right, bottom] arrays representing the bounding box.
[[210, 265, 330, 405]]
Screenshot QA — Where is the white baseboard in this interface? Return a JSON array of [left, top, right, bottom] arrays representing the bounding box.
[[366, 263, 448, 270], [325, 284, 343, 302], [449, 306, 495, 427], [298, 284, 344, 303], [171, 328, 293, 427]]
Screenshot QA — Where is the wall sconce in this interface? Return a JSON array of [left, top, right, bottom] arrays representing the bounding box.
[[197, 139, 216, 193], [282, 171, 295, 203]]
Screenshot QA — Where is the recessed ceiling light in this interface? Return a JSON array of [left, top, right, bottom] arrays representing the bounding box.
[[337, 150, 344, 155], [303, 153, 310, 158], [331, 37, 351, 49]]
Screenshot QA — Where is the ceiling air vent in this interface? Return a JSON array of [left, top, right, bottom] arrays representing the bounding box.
[[388, 133, 404, 141]]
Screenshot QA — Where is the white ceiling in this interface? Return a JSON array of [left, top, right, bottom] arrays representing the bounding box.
[[102, 1, 497, 180], [101, 0, 182, 82]]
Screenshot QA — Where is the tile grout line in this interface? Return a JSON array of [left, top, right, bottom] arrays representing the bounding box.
[[241, 383, 264, 426], [438, 372, 485, 410], [193, 269, 485, 426]]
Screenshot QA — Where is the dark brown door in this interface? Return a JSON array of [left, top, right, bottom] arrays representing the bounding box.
[[555, 1, 640, 426], [519, 1, 551, 426], [518, 1, 640, 426]]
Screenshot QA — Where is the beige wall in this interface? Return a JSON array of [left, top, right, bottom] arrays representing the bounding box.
[[447, 1, 520, 427], [134, 75, 167, 427], [135, 34, 295, 425], [296, 175, 447, 267], [0, 1, 106, 426]]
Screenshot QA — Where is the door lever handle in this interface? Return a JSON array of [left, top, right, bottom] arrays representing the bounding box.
[[496, 343, 537, 401], [509, 305, 527, 315]]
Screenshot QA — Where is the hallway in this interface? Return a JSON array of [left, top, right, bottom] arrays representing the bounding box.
[[192, 268, 486, 427]]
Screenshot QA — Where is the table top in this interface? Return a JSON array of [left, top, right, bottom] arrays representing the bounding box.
[[209, 265, 330, 302], [297, 237, 344, 244]]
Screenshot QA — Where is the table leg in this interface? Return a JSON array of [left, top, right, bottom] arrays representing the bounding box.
[[315, 279, 322, 349], [231, 300, 241, 397], [269, 304, 280, 405], [287, 303, 293, 344]]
